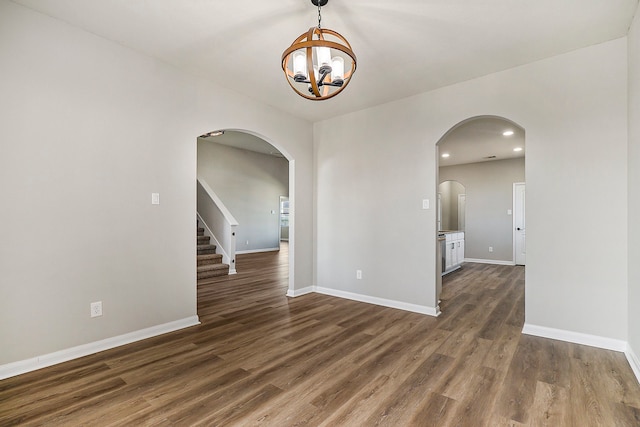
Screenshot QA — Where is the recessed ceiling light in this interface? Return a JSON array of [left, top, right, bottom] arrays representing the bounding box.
[[513, 147, 523, 152], [441, 153, 450, 158], [503, 130, 514, 136]]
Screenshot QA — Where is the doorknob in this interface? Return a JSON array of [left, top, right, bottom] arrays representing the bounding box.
[[516, 227, 522, 230]]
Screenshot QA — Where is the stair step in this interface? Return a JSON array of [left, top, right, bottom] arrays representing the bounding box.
[[197, 227, 205, 236], [197, 263, 230, 279], [197, 244, 217, 255], [197, 235, 210, 244], [197, 254, 223, 266]]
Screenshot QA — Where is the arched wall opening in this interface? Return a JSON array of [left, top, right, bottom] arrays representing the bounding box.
[[196, 128, 295, 294], [435, 115, 526, 311]]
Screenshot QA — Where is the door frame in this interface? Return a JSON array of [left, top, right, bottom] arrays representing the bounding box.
[[512, 182, 526, 265]]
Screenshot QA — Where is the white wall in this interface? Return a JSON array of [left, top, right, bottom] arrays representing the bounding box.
[[197, 140, 288, 252], [628, 6, 640, 366], [315, 38, 628, 340], [440, 158, 525, 262], [0, 2, 313, 367]]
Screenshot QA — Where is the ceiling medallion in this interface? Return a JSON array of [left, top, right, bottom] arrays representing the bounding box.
[[281, 0, 357, 101]]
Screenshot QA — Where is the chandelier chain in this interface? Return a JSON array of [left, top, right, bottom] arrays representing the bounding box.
[[317, 1, 322, 28]]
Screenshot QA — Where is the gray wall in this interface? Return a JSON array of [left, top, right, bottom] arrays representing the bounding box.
[[628, 6, 640, 369], [439, 180, 465, 231], [197, 140, 288, 252], [314, 37, 628, 340], [440, 158, 525, 262], [0, 2, 314, 367]]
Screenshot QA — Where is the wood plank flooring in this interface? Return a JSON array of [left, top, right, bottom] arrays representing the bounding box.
[[2, 245, 639, 426]]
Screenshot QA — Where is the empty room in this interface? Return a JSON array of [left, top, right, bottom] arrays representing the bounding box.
[[2, 0, 640, 425]]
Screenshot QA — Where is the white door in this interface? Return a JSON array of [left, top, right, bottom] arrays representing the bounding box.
[[514, 183, 526, 265]]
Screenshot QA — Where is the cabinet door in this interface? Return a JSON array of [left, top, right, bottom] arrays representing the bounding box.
[[456, 239, 465, 265], [446, 242, 455, 270]]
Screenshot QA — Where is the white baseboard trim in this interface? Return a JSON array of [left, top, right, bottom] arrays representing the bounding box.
[[314, 286, 440, 317], [464, 258, 515, 266], [286, 286, 314, 297], [0, 316, 200, 380], [625, 344, 640, 386], [522, 323, 627, 352], [236, 247, 280, 255]]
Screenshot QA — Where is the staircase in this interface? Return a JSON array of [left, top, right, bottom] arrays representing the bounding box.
[[197, 221, 229, 279]]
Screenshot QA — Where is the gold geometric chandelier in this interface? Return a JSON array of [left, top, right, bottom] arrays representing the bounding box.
[[281, 0, 357, 101]]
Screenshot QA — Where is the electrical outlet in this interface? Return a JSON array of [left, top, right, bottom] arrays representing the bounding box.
[[356, 270, 362, 279], [488, 247, 493, 253], [90, 301, 103, 318]]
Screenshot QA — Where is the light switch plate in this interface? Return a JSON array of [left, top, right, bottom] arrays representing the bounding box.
[[151, 193, 159, 205], [422, 199, 429, 210]]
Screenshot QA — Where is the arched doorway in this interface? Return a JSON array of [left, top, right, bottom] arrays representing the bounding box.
[[196, 129, 295, 293], [435, 116, 526, 310]]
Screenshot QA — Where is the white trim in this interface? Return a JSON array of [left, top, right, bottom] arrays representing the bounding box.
[[285, 286, 440, 317], [196, 176, 239, 226], [286, 286, 314, 297], [314, 286, 440, 317], [522, 323, 627, 352], [197, 212, 236, 274], [625, 344, 640, 386], [513, 182, 526, 266], [464, 258, 515, 266], [236, 247, 280, 255], [0, 316, 200, 380], [287, 159, 295, 301]]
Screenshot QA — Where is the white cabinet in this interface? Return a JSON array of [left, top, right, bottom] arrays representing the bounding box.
[[456, 238, 465, 267], [443, 231, 464, 275]]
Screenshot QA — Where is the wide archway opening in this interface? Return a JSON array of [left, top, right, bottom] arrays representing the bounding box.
[[435, 116, 526, 311], [196, 129, 294, 292]]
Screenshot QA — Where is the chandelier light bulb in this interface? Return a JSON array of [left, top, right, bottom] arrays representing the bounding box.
[[293, 51, 308, 82], [331, 56, 344, 85], [316, 46, 332, 74], [281, 0, 357, 100]]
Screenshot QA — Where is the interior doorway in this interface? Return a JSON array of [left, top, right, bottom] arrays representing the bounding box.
[[435, 116, 526, 311], [279, 196, 289, 244], [196, 129, 294, 292], [513, 182, 526, 265]]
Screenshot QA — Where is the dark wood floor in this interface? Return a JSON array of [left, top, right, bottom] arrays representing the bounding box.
[[2, 245, 640, 426]]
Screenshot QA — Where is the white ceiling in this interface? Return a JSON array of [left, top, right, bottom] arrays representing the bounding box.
[[12, 0, 638, 123], [439, 117, 525, 167]]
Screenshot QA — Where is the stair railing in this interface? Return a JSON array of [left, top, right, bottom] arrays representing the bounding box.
[[196, 177, 238, 274]]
